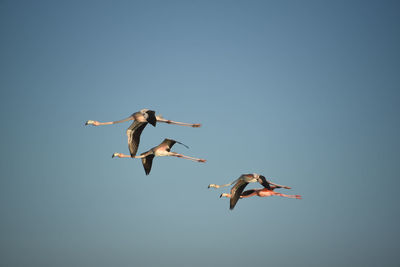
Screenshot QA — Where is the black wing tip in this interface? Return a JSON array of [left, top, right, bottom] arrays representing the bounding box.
[[143, 163, 151, 175], [144, 168, 151, 175], [146, 110, 157, 127], [230, 199, 238, 209], [176, 141, 189, 149]]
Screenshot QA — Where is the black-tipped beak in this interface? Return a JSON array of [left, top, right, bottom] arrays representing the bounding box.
[[112, 154, 115, 158], [85, 121, 89, 126]]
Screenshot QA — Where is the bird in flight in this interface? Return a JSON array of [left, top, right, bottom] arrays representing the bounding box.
[[85, 109, 201, 157], [112, 138, 206, 175], [220, 185, 302, 203], [208, 173, 300, 209]]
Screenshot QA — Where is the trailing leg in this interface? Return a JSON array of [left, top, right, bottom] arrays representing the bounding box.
[[273, 192, 302, 199], [171, 152, 206, 162], [156, 116, 201, 127]]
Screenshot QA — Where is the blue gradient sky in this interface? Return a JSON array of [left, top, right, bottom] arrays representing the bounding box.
[[1, 0, 399, 266]]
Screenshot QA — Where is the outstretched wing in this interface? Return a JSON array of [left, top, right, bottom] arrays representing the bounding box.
[[160, 138, 189, 149], [144, 110, 157, 127], [174, 140, 189, 149], [230, 179, 249, 210], [268, 180, 291, 189], [241, 189, 257, 196], [127, 121, 148, 157], [160, 138, 176, 148], [258, 175, 272, 190], [141, 153, 155, 175]]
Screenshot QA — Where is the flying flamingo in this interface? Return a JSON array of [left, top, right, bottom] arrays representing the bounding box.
[[85, 109, 201, 156], [220, 186, 302, 204], [208, 173, 299, 209], [112, 138, 206, 175]]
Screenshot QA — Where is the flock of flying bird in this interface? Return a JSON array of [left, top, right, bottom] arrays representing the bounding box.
[[85, 108, 301, 210]]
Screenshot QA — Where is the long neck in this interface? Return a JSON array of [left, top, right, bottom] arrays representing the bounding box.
[[212, 178, 239, 188], [112, 116, 134, 124], [95, 116, 133, 125]]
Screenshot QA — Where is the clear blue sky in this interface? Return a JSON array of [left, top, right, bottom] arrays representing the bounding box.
[[1, 0, 399, 266]]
